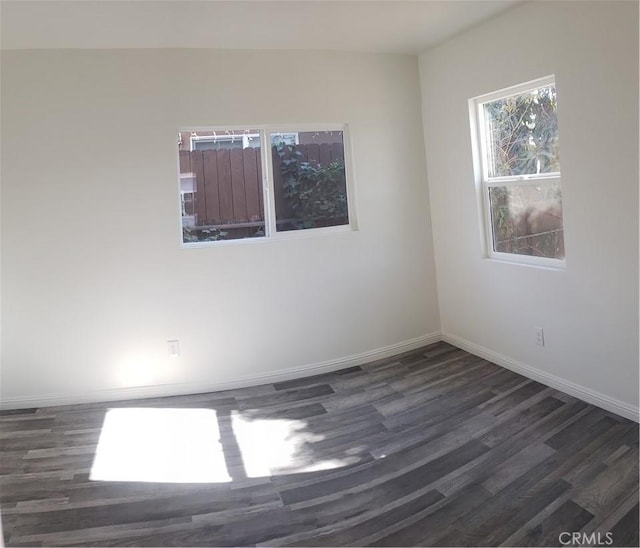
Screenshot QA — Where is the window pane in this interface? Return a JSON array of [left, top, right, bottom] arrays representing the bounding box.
[[483, 84, 560, 178], [271, 131, 349, 232], [178, 130, 265, 243], [270, 133, 297, 146], [489, 182, 564, 259]]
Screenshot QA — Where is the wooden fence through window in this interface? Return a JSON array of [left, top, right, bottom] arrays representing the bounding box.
[[178, 143, 345, 228]]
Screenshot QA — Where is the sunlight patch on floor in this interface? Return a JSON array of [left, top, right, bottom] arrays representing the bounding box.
[[90, 408, 231, 483], [90, 407, 356, 483], [231, 412, 341, 476]]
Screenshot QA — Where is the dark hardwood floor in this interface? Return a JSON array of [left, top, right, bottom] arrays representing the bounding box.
[[1, 342, 638, 547]]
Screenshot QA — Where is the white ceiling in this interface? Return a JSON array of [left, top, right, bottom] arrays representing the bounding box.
[[1, 0, 521, 53]]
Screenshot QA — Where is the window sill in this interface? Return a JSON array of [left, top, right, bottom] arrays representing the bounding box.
[[484, 255, 566, 271], [180, 223, 357, 249]]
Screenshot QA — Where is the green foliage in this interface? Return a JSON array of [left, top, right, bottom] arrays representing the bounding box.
[[491, 186, 512, 235], [485, 85, 564, 259], [275, 143, 347, 229], [183, 226, 228, 242], [485, 85, 560, 177]]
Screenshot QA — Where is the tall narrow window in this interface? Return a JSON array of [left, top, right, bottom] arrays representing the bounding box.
[[177, 125, 354, 245], [472, 77, 564, 266]]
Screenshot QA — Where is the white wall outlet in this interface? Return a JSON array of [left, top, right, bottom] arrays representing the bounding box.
[[167, 340, 180, 357], [534, 327, 545, 347]]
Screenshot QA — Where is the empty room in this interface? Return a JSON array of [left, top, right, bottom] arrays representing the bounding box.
[[1, 0, 638, 546]]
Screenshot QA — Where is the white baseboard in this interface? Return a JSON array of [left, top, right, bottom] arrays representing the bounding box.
[[0, 332, 442, 410], [6, 331, 635, 423], [441, 332, 639, 423]]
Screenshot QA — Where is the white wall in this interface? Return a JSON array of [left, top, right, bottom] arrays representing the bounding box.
[[419, 1, 639, 414], [1, 49, 440, 405]]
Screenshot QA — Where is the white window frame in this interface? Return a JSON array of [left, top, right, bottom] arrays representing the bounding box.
[[177, 123, 357, 247], [190, 132, 260, 151], [190, 131, 299, 151], [470, 75, 565, 269]]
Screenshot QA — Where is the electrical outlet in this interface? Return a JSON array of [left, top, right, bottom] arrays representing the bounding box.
[[534, 327, 545, 347], [167, 340, 180, 357]]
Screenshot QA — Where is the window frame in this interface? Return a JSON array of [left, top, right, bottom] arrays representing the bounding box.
[[177, 123, 357, 248], [470, 75, 565, 269], [190, 132, 257, 151]]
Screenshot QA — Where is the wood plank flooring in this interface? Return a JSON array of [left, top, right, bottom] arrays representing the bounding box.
[[1, 342, 638, 546]]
